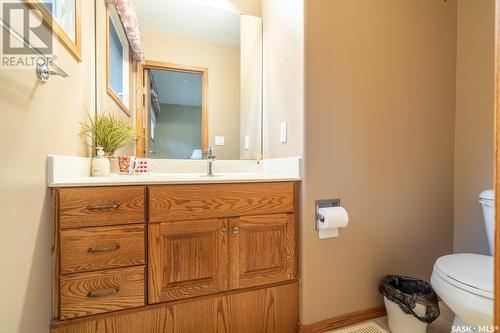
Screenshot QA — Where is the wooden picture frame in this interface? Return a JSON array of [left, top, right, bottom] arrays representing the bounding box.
[[23, 0, 82, 61]]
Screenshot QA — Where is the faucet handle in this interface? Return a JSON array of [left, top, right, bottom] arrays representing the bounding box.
[[204, 146, 216, 160]]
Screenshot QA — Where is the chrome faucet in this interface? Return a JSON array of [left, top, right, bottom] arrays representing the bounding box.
[[204, 146, 216, 177]]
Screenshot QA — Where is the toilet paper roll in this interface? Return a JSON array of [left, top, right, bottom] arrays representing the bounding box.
[[317, 206, 349, 239]]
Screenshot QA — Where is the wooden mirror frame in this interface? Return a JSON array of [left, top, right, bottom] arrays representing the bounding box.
[[135, 60, 209, 158]]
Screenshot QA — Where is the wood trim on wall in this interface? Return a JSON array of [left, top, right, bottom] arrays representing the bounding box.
[[144, 60, 208, 75], [494, 0, 500, 329], [299, 307, 387, 333], [135, 62, 146, 157], [140, 60, 209, 155], [23, 0, 82, 61]]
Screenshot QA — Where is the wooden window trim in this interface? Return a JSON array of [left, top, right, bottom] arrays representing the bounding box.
[[106, 4, 131, 117], [23, 0, 82, 62]]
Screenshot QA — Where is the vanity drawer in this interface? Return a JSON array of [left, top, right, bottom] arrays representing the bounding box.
[[59, 266, 145, 320], [58, 187, 145, 229], [60, 225, 146, 274], [149, 182, 296, 222]]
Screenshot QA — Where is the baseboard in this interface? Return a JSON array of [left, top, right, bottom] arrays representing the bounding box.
[[299, 306, 386, 333]]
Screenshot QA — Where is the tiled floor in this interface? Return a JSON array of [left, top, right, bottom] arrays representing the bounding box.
[[330, 302, 454, 333]]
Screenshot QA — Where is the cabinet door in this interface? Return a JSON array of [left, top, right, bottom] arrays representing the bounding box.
[[229, 214, 296, 290], [227, 282, 299, 333], [149, 219, 229, 303]]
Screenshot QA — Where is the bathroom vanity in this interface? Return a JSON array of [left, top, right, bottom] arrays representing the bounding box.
[[48, 157, 301, 333]]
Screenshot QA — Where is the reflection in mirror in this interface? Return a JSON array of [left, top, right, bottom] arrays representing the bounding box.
[[107, 5, 130, 115], [97, 0, 263, 160], [146, 66, 208, 159]]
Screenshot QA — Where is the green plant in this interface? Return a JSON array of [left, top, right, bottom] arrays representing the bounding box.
[[81, 112, 139, 156]]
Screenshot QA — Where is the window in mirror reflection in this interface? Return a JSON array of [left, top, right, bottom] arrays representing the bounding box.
[[26, 0, 81, 60], [107, 6, 130, 116], [148, 69, 205, 159]]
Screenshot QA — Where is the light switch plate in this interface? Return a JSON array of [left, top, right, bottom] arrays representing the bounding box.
[[244, 136, 250, 150], [215, 136, 225, 146], [280, 121, 287, 143]]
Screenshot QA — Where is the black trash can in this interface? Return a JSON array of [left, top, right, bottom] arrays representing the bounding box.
[[379, 275, 440, 333]]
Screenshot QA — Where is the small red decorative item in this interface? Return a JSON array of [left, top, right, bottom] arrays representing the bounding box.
[[133, 158, 151, 174], [118, 156, 134, 175]]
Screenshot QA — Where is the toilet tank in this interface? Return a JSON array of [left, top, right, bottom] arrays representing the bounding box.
[[479, 189, 495, 256]]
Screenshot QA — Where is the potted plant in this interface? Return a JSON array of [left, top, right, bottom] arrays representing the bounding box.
[[81, 112, 139, 173]]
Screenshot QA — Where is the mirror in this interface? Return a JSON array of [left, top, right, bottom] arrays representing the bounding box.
[[96, 0, 263, 160]]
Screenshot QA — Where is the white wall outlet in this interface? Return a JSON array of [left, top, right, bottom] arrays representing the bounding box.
[[215, 136, 225, 146], [280, 121, 288, 143], [244, 136, 250, 150]]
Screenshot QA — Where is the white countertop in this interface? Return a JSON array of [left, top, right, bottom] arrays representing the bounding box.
[[48, 173, 300, 187], [47, 156, 302, 187]]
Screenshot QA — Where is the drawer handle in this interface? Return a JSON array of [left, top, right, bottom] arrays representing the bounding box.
[[220, 227, 228, 235], [232, 227, 240, 234], [87, 204, 120, 211], [87, 244, 120, 253], [87, 288, 120, 298]]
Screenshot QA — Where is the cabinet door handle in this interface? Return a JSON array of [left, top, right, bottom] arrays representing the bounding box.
[[87, 204, 120, 211], [87, 244, 120, 253], [220, 227, 228, 235], [232, 227, 240, 234], [86, 288, 119, 298]]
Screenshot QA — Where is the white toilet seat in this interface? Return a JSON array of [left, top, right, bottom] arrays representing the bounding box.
[[434, 253, 493, 299], [430, 253, 493, 326]]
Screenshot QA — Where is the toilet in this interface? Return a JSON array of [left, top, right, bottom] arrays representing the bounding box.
[[430, 189, 494, 327]]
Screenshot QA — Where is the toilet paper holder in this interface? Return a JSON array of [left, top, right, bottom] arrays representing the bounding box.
[[315, 199, 340, 230]]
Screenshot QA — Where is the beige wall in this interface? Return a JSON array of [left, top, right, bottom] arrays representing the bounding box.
[[303, 0, 457, 324], [262, 0, 304, 158], [143, 33, 241, 159], [0, 1, 95, 332], [454, 0, 495, 255]]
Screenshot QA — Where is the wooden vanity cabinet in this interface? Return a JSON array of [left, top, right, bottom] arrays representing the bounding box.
[[51, 182, 299, 333]]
